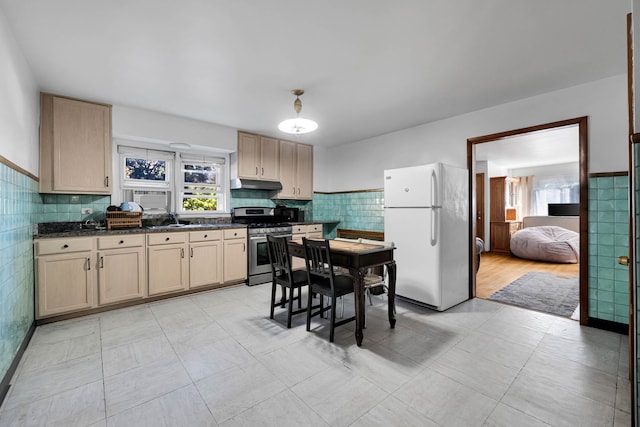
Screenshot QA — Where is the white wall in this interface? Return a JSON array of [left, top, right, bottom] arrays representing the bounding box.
[[487, 163, 508, 179], [312, 145, 330, 192], [0, 8, 39, 174], [324, 75, 627, 192], [113, 105, 331, 194], [113, 105, 238, 152]]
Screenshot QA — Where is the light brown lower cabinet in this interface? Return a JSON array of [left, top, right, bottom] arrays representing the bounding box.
[[36, 251, 95, 317], [35, 227, 246, 320], [97, 235, 146, 305], [189, 230, 223, 288], [291, 224, 323, 269], [35, 237, 96, 318], [223, 228, 247, 283], [147, 232, 189, 296]]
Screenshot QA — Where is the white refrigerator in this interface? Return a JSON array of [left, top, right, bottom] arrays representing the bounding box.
[[384, 163, 469, 311]]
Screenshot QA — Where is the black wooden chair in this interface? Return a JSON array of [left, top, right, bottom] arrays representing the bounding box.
[[267, 234, 309, 328], [303, 237, 356, 342]]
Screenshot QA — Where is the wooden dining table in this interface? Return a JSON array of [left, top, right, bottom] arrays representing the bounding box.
[[287, 238, 397, 346]]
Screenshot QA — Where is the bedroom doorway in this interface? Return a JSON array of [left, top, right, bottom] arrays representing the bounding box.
[[467, 116, 588, 324]]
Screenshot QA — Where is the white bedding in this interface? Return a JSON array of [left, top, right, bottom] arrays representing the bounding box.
[[510, 226, 579, 263]]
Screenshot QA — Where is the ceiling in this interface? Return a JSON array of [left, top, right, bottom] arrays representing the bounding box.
[[0, 1, 630, 148], [475, 125, 579, 169]]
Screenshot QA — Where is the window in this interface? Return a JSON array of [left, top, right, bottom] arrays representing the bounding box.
[[179, 154, 226, 213], [120, 146, 173, 189], [116, 144, 228, 215], [505, 177, 519, 207], [119, 146, 173, 214], [531, 175, 579, 215], [125, 157, 168, 184]]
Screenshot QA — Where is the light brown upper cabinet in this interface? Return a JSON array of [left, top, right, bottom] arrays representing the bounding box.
[[39, 93, 112, 194], [236, 132, 279, 181], [273, 140, 313, 200]]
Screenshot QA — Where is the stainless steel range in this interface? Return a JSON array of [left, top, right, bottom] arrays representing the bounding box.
[[232, 207, 293, 286]]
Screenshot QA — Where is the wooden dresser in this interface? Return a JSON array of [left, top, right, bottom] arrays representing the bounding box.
[[489, 176, 521, 254]]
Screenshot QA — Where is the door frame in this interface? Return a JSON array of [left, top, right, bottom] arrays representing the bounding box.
[[467, 116, 589, 325], [626, 12, 636, 424], [476, 173, 485, 241]]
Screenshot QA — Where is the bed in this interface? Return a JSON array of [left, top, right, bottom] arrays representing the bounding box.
[[510, 216, 580, 263]]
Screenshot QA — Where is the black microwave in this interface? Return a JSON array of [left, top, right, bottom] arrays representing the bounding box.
[[275, 206, 299, 222]]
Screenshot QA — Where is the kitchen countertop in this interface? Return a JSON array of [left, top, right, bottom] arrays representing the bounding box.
[[289, 220, 340, 225], [33, 220, 340, 239], [33, 223, 248, 239]]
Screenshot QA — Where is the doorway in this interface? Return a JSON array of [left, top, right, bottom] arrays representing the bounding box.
[[467, 116, 588, 324]]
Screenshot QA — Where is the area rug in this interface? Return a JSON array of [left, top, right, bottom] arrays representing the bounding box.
[[488, 272, 579, 318]]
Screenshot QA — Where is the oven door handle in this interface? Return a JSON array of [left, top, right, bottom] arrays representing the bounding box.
[[249, 234, 293, 240]]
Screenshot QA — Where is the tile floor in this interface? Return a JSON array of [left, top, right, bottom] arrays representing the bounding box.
[[0, 284, 632, 427]]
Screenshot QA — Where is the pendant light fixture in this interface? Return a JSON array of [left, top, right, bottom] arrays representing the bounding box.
[[278, 89, 318, 135]]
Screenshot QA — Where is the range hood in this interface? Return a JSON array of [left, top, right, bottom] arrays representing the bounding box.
[[230, 178, 283, 191], [229, 150, 283, 191]]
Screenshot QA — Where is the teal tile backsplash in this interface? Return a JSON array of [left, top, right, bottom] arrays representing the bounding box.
[[37, 193, 110, 223], [0, 161, 38, 385], [589, 174, 629, 324], [229, 189, 383, 240], [312, 191, 384, 238]]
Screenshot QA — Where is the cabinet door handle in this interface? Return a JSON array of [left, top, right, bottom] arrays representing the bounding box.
[[105, 176, 109, 188], [119, 240, 124, 245], [99, 256, 104, 269], [243, 243, 246, 252], [262, 167, 264, 176], [204, 234, 208, 238], [63, 244, 69, 249], [255, 166, 258, 175], [87, 257, 91, 271], [190, 247, 193, 258], [181, 248, 185, 258], [165, 237, 170, 241]]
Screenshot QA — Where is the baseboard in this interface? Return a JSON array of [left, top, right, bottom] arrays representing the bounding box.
[[588, 318, 629, 335], [0, 321, 36, 407]]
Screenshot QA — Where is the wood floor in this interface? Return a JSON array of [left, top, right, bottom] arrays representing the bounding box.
[[475, 252, 580, 299]]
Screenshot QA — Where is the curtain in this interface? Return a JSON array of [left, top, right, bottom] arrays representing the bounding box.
[[518, 176, 533, 218]]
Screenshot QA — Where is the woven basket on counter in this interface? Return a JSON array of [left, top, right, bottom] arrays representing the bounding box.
[[106, 211, 143, 230]]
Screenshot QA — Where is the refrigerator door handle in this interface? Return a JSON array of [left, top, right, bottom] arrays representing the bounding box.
[[431, 169, 440, 208], [431, 207, 438, 246]]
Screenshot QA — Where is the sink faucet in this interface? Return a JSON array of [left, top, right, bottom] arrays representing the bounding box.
[[170, 212, 179, 225]]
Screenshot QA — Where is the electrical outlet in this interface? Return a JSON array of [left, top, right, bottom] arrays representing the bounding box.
[[81, 207, 93, 214]]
